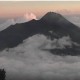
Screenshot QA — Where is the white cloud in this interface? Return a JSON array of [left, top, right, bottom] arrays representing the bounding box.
[[24, 13, 38, 21], [15, 12, 38, 23], [0, 34, 80, 80]]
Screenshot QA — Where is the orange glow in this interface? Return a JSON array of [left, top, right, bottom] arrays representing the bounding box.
[[0, 1, 80, 18], [24, 13, 37, 21]]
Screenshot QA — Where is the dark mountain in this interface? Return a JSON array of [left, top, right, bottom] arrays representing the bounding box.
[[0, 12, 80, 55], [40, 12, 80, 43]]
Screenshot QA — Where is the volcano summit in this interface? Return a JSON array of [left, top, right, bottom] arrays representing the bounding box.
[[0, 12, 80, 55]]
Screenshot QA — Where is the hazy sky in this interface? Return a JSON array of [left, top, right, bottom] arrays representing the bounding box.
[[0, 1, 80, 18]]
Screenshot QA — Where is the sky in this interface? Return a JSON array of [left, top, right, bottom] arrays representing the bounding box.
[[1, 1, 80, 80], [0, 1, 80, 19]]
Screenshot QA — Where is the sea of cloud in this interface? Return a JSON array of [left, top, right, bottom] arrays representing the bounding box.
[[0, 12, 80, 80], [0, 35, 80, 80]]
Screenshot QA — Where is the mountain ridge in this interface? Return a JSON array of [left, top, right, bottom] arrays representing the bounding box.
[[0, 12, 80, 55]]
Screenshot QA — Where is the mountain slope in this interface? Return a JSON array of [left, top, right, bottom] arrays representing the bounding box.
[[0, 12, 80, 55], [40, 12, 80, 43]]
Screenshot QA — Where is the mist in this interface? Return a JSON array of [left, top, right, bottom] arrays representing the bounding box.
[[0, 35, 80, 80]]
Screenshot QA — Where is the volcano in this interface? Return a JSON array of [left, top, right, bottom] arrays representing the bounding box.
[[0, 12, 80, 55]]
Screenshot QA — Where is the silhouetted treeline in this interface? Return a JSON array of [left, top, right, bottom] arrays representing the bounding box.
[[0, 69, 6, 80]]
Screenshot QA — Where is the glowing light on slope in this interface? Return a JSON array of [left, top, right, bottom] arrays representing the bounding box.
[[24, 13, 38, 21]]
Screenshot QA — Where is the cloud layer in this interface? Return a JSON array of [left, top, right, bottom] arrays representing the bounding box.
[[0, 35, 80, 80]]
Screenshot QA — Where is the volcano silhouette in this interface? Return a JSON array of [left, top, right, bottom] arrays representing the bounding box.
[[0, 12, 80, 55]]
